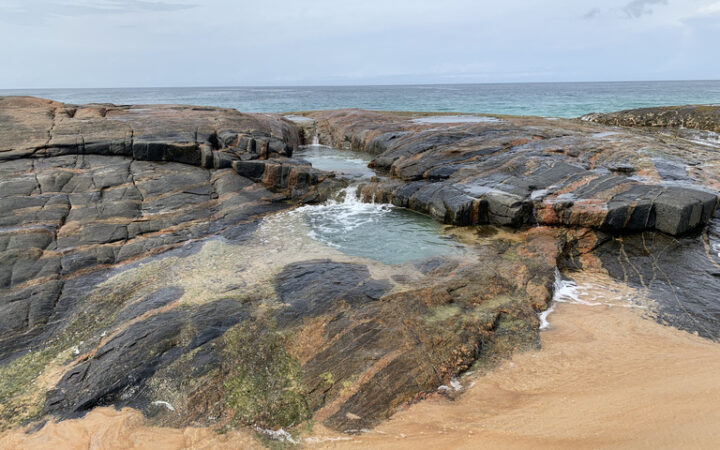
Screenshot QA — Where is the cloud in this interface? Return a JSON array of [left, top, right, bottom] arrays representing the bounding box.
[[1, 0, 196, 19], [2, 0, 719, 89], [680, 1, 720, 29], [583, 0, 670, 20], [583, 8, 601, 19], [623, 0, 668, 18], [692, 1, 720, 16]]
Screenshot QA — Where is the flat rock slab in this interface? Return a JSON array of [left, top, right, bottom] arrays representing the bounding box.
[[0, 96, 298, 161], [0, 155, 286, 361], [0, 96, 334, 199]]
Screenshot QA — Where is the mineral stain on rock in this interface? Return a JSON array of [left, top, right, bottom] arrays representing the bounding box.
[[2, 97, 720, 445]]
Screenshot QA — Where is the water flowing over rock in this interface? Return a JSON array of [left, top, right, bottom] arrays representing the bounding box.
[[2, 97, 720, 441]]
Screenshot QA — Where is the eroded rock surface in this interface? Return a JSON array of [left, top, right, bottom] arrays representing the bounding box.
[[0, 97, 563, 436], [0, 96, 333, 432], [0, 96, 333, 366], [3, 97, 720, 442], [304, 109, 719, 236], [0, 96, 337, 199]]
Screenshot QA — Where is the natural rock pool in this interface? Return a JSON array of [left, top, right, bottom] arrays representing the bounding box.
[[410, 115, 503, 124], [295, 145, 375, 180], [282, 146, 464, 265]]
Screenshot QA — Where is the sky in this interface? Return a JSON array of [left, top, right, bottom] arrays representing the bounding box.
[[0, 0, 719, 88]]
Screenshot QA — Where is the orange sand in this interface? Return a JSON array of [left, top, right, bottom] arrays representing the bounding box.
[[311, 302, 720, 449], [0, 408, 260, 450]]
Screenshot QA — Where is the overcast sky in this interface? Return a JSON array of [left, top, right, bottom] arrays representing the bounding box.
[[1, 0, 718, 88]]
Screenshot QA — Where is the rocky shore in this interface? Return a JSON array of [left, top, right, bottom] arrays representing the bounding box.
[[305, 109, 719, 235], [582, 104, 720, 133], [2, 97, 720, 445]]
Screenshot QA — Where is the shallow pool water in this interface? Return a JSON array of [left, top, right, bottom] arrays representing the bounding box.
[[295, 145, 375, 180], [411, 115, 503, 124], [283, 146, 463, 265], [299, 187, 463, 265]]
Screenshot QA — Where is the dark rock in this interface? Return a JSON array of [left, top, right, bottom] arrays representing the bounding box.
[[274, 259, 391, 325], [583, 105, 720, 133], [593, 218, 720, 340], [114, 287, 184, 324], [45, 310, 187, 414], [44, 297, 248, 419], [654, 188, 717, 235], [232, 160, 266, 179], [306, 109, 720, 235]]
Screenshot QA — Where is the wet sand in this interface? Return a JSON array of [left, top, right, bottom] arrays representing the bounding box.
[[311, 299, 720, 449], [0, 407, 261, 450], [4, 274, 720, 449]]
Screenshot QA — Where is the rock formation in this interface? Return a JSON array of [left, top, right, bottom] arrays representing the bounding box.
[[583, 104, 720, 133], [1, 97, 720, 441], [305, 109, 719, 235]]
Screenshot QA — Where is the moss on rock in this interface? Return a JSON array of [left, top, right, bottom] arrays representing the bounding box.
[[223, 323, 311, 429]]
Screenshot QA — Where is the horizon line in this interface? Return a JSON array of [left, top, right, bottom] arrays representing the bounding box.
[[2, 79, 719, 92]]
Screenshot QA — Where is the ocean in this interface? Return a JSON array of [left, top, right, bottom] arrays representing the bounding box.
[[2, 80, 720, 118]]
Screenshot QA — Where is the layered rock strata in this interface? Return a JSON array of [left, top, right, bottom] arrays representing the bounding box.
[[0, 96, 335, 199], [302, 109, 719, 236], [2, 98, 720, 440]]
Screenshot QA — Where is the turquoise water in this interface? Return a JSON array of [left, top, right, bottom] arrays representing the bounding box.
[[291, 146, 461, 265], [295, 146, 375, 180], [299, 186, 461, 265], [3, 80, 720, 118]]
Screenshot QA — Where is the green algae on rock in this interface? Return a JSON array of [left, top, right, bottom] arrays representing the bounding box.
[[223, 324, 311, 429], [582, 104, 720, 133]]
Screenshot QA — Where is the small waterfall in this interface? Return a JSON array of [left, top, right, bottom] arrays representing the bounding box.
[[338, 184, 372, 208], [311, 184, 392, 235], [539, 268, 581, 330], [339, 184, 360, 205], [339, 184, 376, 206], [311, 129, 320, 146]]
